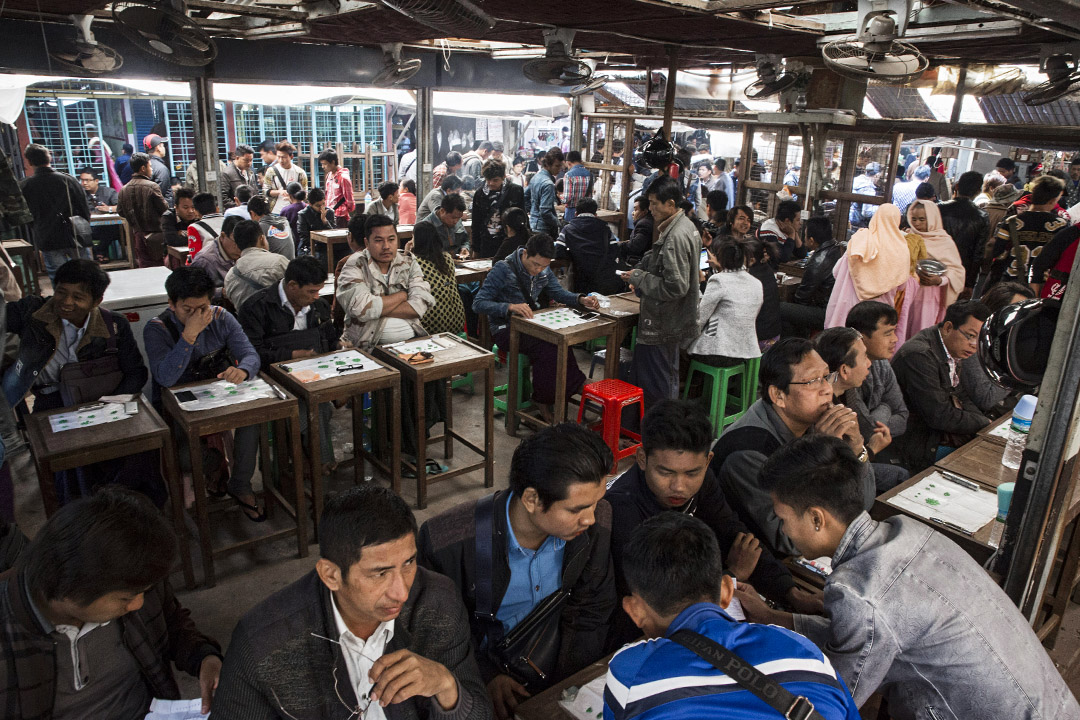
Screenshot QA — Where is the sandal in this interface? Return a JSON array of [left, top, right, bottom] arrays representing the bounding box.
[[227, 492, 267, 523]]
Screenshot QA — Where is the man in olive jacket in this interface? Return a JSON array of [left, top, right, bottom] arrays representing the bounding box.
[[619, 176, 700, 414]]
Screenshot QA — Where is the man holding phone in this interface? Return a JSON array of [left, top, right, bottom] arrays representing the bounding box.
[[144, 266, 266, 521]]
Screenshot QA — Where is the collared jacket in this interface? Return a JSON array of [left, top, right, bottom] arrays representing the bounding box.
[[296, 204, 334, 255], [238, 283, 340, 369], [793, 240, 845, 307], [2, 297, 147, 408], [472, 248, 583, 336], [117, 175, 168, 236], [0, 570, 220, 720], [627, 211, 700, 346], [710, 399, 876, 557], [606, 602, 860, 720], [794, 513, 1080, 719], [225, 247, 290, 311], [471, 181, 525, 258], [555, 214, 625, 296], [336, 248, 434, 349], [189, 237, 235, 288], [220, 162, 260, 210], [620, 213, 653, 266], [848, 359, 908, 442], [149, 155, 173, 206], [212, 568, 492, 720], [525, 168, 559, 237], [258, 214, 296, 260], [604, 464, 794, 648], [418, 490, 616, 686], [19, 167, 92, 252], [422, 212, 470, 255], [938, 198, 989, 287], [891, 327, 989, 472]]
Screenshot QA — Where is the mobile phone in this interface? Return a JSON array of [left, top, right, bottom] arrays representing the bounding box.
[[700, 248, 710, 271], [175, 390, 198, 403], [574, 310, 599, 321]]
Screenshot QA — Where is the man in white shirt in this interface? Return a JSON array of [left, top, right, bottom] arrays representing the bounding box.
[[264, 141, 308, 214], [213, 485, 489, 720]]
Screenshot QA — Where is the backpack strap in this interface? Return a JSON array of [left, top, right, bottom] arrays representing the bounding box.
[[156, 309, 181, 344], [473, 492, 500, 644], [195, 220, 219, 239], [98, 308, 118, 353]]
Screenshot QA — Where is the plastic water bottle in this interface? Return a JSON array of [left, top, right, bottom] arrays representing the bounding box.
[[1002, 394, 1037, 470]]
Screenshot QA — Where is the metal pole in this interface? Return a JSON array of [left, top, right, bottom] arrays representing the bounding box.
[[662, 47, 679, 140], [190, 77, 221, 205], [416, 87, 434, 198]]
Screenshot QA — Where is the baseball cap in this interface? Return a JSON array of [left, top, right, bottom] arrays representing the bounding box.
[[143, 134, 169, 151], [913, 164, 931, 180], [865, 162, 881, 176]]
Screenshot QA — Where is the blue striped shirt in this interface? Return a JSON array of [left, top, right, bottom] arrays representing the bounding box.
[[604, 603, 861, 720]]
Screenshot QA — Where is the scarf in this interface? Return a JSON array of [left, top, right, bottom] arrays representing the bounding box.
[[906, 199, 965, 304], [847, 203, 910, 300]]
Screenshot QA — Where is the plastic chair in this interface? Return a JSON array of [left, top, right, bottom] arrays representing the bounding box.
[[743, 356, 761, 404], [451, 331, 475, 393], [588, 326, 638, 377], [492, 344, 533, 415], [576, 379, 644, 472], [681, 359, 750, 435]]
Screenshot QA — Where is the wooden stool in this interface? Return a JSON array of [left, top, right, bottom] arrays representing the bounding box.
[[577, 379, 644, 472]]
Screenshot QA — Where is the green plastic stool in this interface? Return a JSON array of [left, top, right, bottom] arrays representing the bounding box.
[[682, 360, 750, 435], [451, 332, 475, 393], [743, 356, 761, 404], [492, 344, 533, 415]]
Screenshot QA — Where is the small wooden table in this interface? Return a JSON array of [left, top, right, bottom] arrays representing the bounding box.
[[167, 245, 190, 264], [266, 350, 402, 532], [977, 414, 1010, 446], [873, 466, 997, 564], [90, 213, 134, 269], [776, 274, 802, 303], [372, 333, 495, 509], [595, 291, 641, 355], [507, 310, 618, 436], [935, 436, 1015, 489], [454, 258, 493, 285], [310, 228, 351, 276], [778, 260, 807, 279], [2, 239, 39, 296], [514, 656, 610, 720], [162, 373, 308, 587], [24, 396, 191, 587]]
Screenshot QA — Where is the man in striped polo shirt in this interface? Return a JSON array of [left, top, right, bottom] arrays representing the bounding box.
[[604, 513, 860, 720]]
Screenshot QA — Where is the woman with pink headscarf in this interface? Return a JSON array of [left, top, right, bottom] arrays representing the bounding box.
[[825, 203, 922, 344], [903, 199, 965, 335]]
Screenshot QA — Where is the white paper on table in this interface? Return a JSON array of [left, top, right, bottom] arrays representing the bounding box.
[[49, 403, 132, 433], [174, 378, 277, 411], [988, 421, 1011, 439], [279, 350, 374, 381], [524, 308, 593, 330], [887, 472, 998, 533], [383, 336, 450, 355], [460, 259, 492, 270], [558, 673, 606, 720], [144, 697, 208, 720]]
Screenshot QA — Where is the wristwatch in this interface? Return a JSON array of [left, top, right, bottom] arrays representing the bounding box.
[[857, 446, 869, 463]]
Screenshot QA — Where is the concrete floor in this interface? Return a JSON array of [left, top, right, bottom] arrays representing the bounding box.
[[9, 347, 1080, 710]]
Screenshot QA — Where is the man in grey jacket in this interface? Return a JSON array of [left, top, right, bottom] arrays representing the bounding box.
[[619, 176, 700, 413], [247, 195, 296, 260], [223, 220, 290, 310], [844, 300, 908, 440], [214, 485, 492, 720], [739, 436, 1079, 720], [710, 339, 876, 557]]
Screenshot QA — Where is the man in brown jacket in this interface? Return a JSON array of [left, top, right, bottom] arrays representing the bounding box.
[[0, 488, 221, 720], [117, 152, 168, 267]]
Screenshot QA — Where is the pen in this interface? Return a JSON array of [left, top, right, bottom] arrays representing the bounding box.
[[931, 517, 974, 536], [938, 471, 980, 491], [271, 384, 287, 400]]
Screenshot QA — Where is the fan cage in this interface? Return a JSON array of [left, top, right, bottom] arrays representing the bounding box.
[[822, 39, 928, 85], [111, 1, 218, 67], [379, 0, 491, 36]]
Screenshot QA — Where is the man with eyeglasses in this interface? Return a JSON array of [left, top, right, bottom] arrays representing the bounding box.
[[213, 485, 491, 720], [709, 338, 877, 557], [891, 300, 991, 473]]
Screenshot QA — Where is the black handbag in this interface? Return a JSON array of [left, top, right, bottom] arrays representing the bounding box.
[[58, 309, 124, 406], [669, 629, 826, 720], [473, 493, 584, 690]]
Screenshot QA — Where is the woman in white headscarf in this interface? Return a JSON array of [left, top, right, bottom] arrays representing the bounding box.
[[825, 203, 921, 344], [904, 199, 965, 335]]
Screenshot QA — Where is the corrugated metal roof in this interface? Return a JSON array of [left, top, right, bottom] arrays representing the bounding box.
[[866, 86, 935, 120], [979, 93, 1080, 127]]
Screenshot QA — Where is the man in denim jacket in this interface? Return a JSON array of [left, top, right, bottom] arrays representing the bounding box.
[[738, 435, 1079, 720]]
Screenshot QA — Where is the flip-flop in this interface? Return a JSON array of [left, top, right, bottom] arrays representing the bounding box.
[[227, 492, 267, 523], [425, 459, 449, 474]]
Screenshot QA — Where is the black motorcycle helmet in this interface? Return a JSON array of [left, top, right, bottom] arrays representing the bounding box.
[[640, 129, 675, 170], [979, 298, 1059, 389]]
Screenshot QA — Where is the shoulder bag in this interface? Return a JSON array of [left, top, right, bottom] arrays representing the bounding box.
[[669, 629, 826, 720], [58, 308, 124, 405], [474, 493, 585, 689]]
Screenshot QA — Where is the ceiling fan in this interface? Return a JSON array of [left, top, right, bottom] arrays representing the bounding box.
[[111, 0, 217, 67], [744, 56, 797, 99], [523, 28, 593, 87], [1023, 54, 1080, 106], [49, 15, 123, 74], [821, 0, 928, 85]]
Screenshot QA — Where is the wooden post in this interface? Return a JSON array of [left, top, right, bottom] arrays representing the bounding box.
[[662, 47, 679, 140], [950, 64, 968, 125]]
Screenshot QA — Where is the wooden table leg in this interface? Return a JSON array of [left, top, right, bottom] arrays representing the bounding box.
[[507, 327, 520, 436], [444, 380, 453, 460], [415, 378, 428, 509], [34, 456, 59, 518], [289, 407, 309, 557], [306, 398, 323, 535], [390, 382, 402, 495], [554, 338, 568, 424], [258, 424, 275, 521], [352, 393, 365, 486], [603, 328, 618, 379], [161, 431, 194, 590], [188, 432, 215, 588], [484, 362, 494, 488], [325, 240, 334, 277]]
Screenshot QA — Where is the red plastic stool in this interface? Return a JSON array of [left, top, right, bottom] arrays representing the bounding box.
[[576, 379, 644, 472]]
